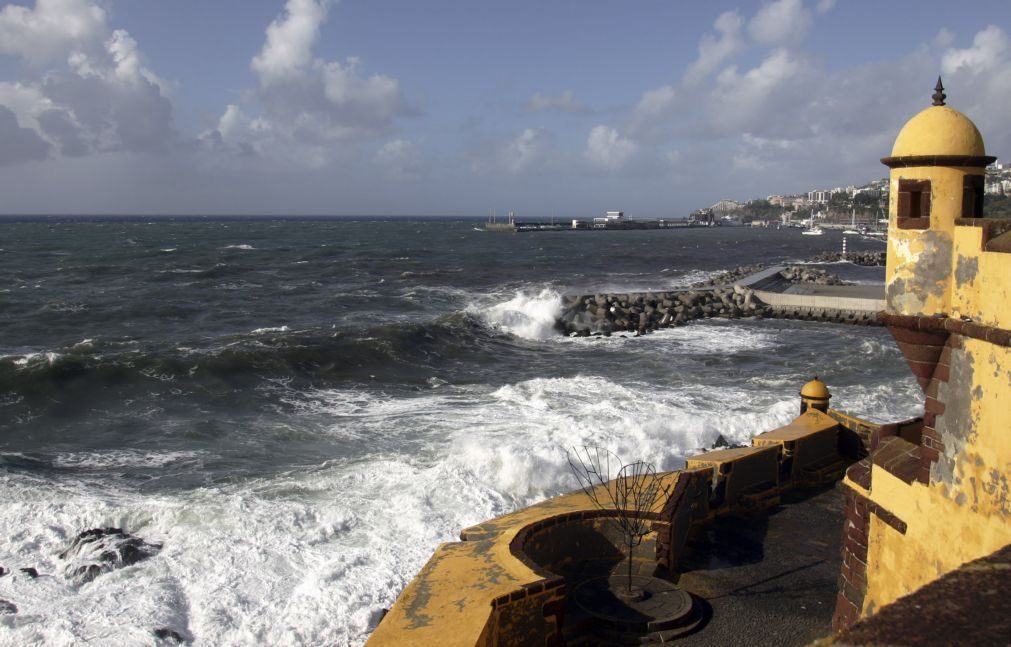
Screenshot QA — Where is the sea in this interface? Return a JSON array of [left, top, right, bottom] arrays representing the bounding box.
[[0, 217, 921, 646]]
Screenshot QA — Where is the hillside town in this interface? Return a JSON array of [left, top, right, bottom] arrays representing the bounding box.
[[691, 158, 1011, 227]]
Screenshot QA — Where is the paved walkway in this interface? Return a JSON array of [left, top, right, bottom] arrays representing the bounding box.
[[670, 484, 845, 646]]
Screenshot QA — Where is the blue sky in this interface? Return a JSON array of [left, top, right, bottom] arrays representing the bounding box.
[[1, 0, 1010, 216]]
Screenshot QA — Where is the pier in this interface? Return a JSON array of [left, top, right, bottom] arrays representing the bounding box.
[[485, 210, 694, 232]]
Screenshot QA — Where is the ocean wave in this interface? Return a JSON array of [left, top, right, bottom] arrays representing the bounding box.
[[0, 315, 509, 403], [220, 244, 255, 250], [474, 289, 562, 340]]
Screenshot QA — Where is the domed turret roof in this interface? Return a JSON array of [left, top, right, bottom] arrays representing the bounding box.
[[890, 79, 986, 158], [800, 377, 830, 400]]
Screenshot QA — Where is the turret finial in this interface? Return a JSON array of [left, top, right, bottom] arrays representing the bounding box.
[[932, 76, 946, 106]]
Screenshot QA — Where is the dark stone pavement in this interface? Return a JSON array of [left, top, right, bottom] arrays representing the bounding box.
[[669, 483, 845, 646]]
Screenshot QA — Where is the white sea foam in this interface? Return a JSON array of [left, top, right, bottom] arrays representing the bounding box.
[[12, 352, 60, 367], [221, 244, 255, 250], [476, 289, 562, 340], [0, 338, 920, 646], [52, 450, 205, 470], [250, 326, 290, 335], [556, 318, 779, 355]]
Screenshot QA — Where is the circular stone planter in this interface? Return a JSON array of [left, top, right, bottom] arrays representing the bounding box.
[[573, 574, 700, 640]]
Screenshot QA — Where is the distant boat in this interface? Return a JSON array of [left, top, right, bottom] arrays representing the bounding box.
[[802, 226, 824, 236], [842, 229, 860, 235]]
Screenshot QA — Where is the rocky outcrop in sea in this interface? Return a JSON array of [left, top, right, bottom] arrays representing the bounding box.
[[58, 527, 162, 585]]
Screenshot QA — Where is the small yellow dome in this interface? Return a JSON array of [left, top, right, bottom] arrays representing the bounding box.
[[891, 105, 986, 158], [800, 378, 830, 400]]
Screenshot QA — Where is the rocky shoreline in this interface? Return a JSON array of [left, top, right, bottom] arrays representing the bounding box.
[[557, 264, 882, 337], [0, 527, 185, 643]]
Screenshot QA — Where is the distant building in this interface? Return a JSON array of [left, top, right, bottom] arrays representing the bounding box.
[[605, 211, 624, 220], [710, 199, 741, 215]]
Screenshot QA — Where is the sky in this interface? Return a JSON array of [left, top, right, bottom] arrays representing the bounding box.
[[1, 0, 1010, 217]]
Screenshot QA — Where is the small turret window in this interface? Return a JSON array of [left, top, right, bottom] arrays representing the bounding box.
[[897, 179, 931, 229], [962, 175, 984, 218]]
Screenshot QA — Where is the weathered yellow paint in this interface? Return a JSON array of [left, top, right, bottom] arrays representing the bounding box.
[[861, 463, 1011, 615], [685, 445, 775, 468], [856, 93, 1011, 624], [753, 408, 837, 443], [951, 224, 1011, 326], [890, 105, 986, 157], [885, 165, 985, 317], [367, 473, 684, 646]]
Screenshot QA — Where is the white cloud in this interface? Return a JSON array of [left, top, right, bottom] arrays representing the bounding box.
[[319, 57, 402, 125], [634, 85, 677, 118], [934, 28, 955, 50], [0, 0, 174, 159], [707, 48, 813, 137], [748, 0, 812, 46], [206, 0, 409, 165], [584, 125, 638, 170], [0, 0, 107, 66], [684, 11, 745, 85], [0, 81, 50, 129], [376, 138, 423, 178], [526, 89, 585, 113], [502, 128, 547, 174], [0, 104, 50, 165], [815, 0, 836, 15], [626, 84, 679, 140], [936, 26, 1011, 155], [251, 0, 331, 85], [942, 25, 1009, 75]]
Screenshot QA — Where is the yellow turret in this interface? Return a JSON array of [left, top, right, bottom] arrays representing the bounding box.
[[833, 80, 1011, 632], [881, 78, 994, 317]]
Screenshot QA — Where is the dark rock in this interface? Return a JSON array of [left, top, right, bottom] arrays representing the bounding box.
[[59, 527, 162, 584], [0, 599, 16, 615], [154, 628, 185, 643], [19, 567, 38, 579], [711, 434, 745, 450]]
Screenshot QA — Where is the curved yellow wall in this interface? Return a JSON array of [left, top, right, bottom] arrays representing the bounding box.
[[885, 166, 986, 316]]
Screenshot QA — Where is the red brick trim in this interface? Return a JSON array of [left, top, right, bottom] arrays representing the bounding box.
[[834, 486, 908, 632], [879, 312, 1011, 348]]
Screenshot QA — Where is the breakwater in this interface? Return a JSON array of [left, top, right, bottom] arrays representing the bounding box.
[[557, 265, 883, 336], [806, 250, 886, 265]]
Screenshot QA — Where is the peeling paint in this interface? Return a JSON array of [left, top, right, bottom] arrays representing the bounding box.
[[933, 347, 976, 487], [887, 232, 953, 315], [955, 255, 979, 288]]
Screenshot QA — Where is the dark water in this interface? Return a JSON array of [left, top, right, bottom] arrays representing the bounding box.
[[0, 218, 914, 645]]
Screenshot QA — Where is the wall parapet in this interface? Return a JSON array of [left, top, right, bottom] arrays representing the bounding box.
[[370, 405, 862, 646]]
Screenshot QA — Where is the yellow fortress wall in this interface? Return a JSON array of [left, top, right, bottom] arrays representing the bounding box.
[[833, 81, 1011, 629]]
